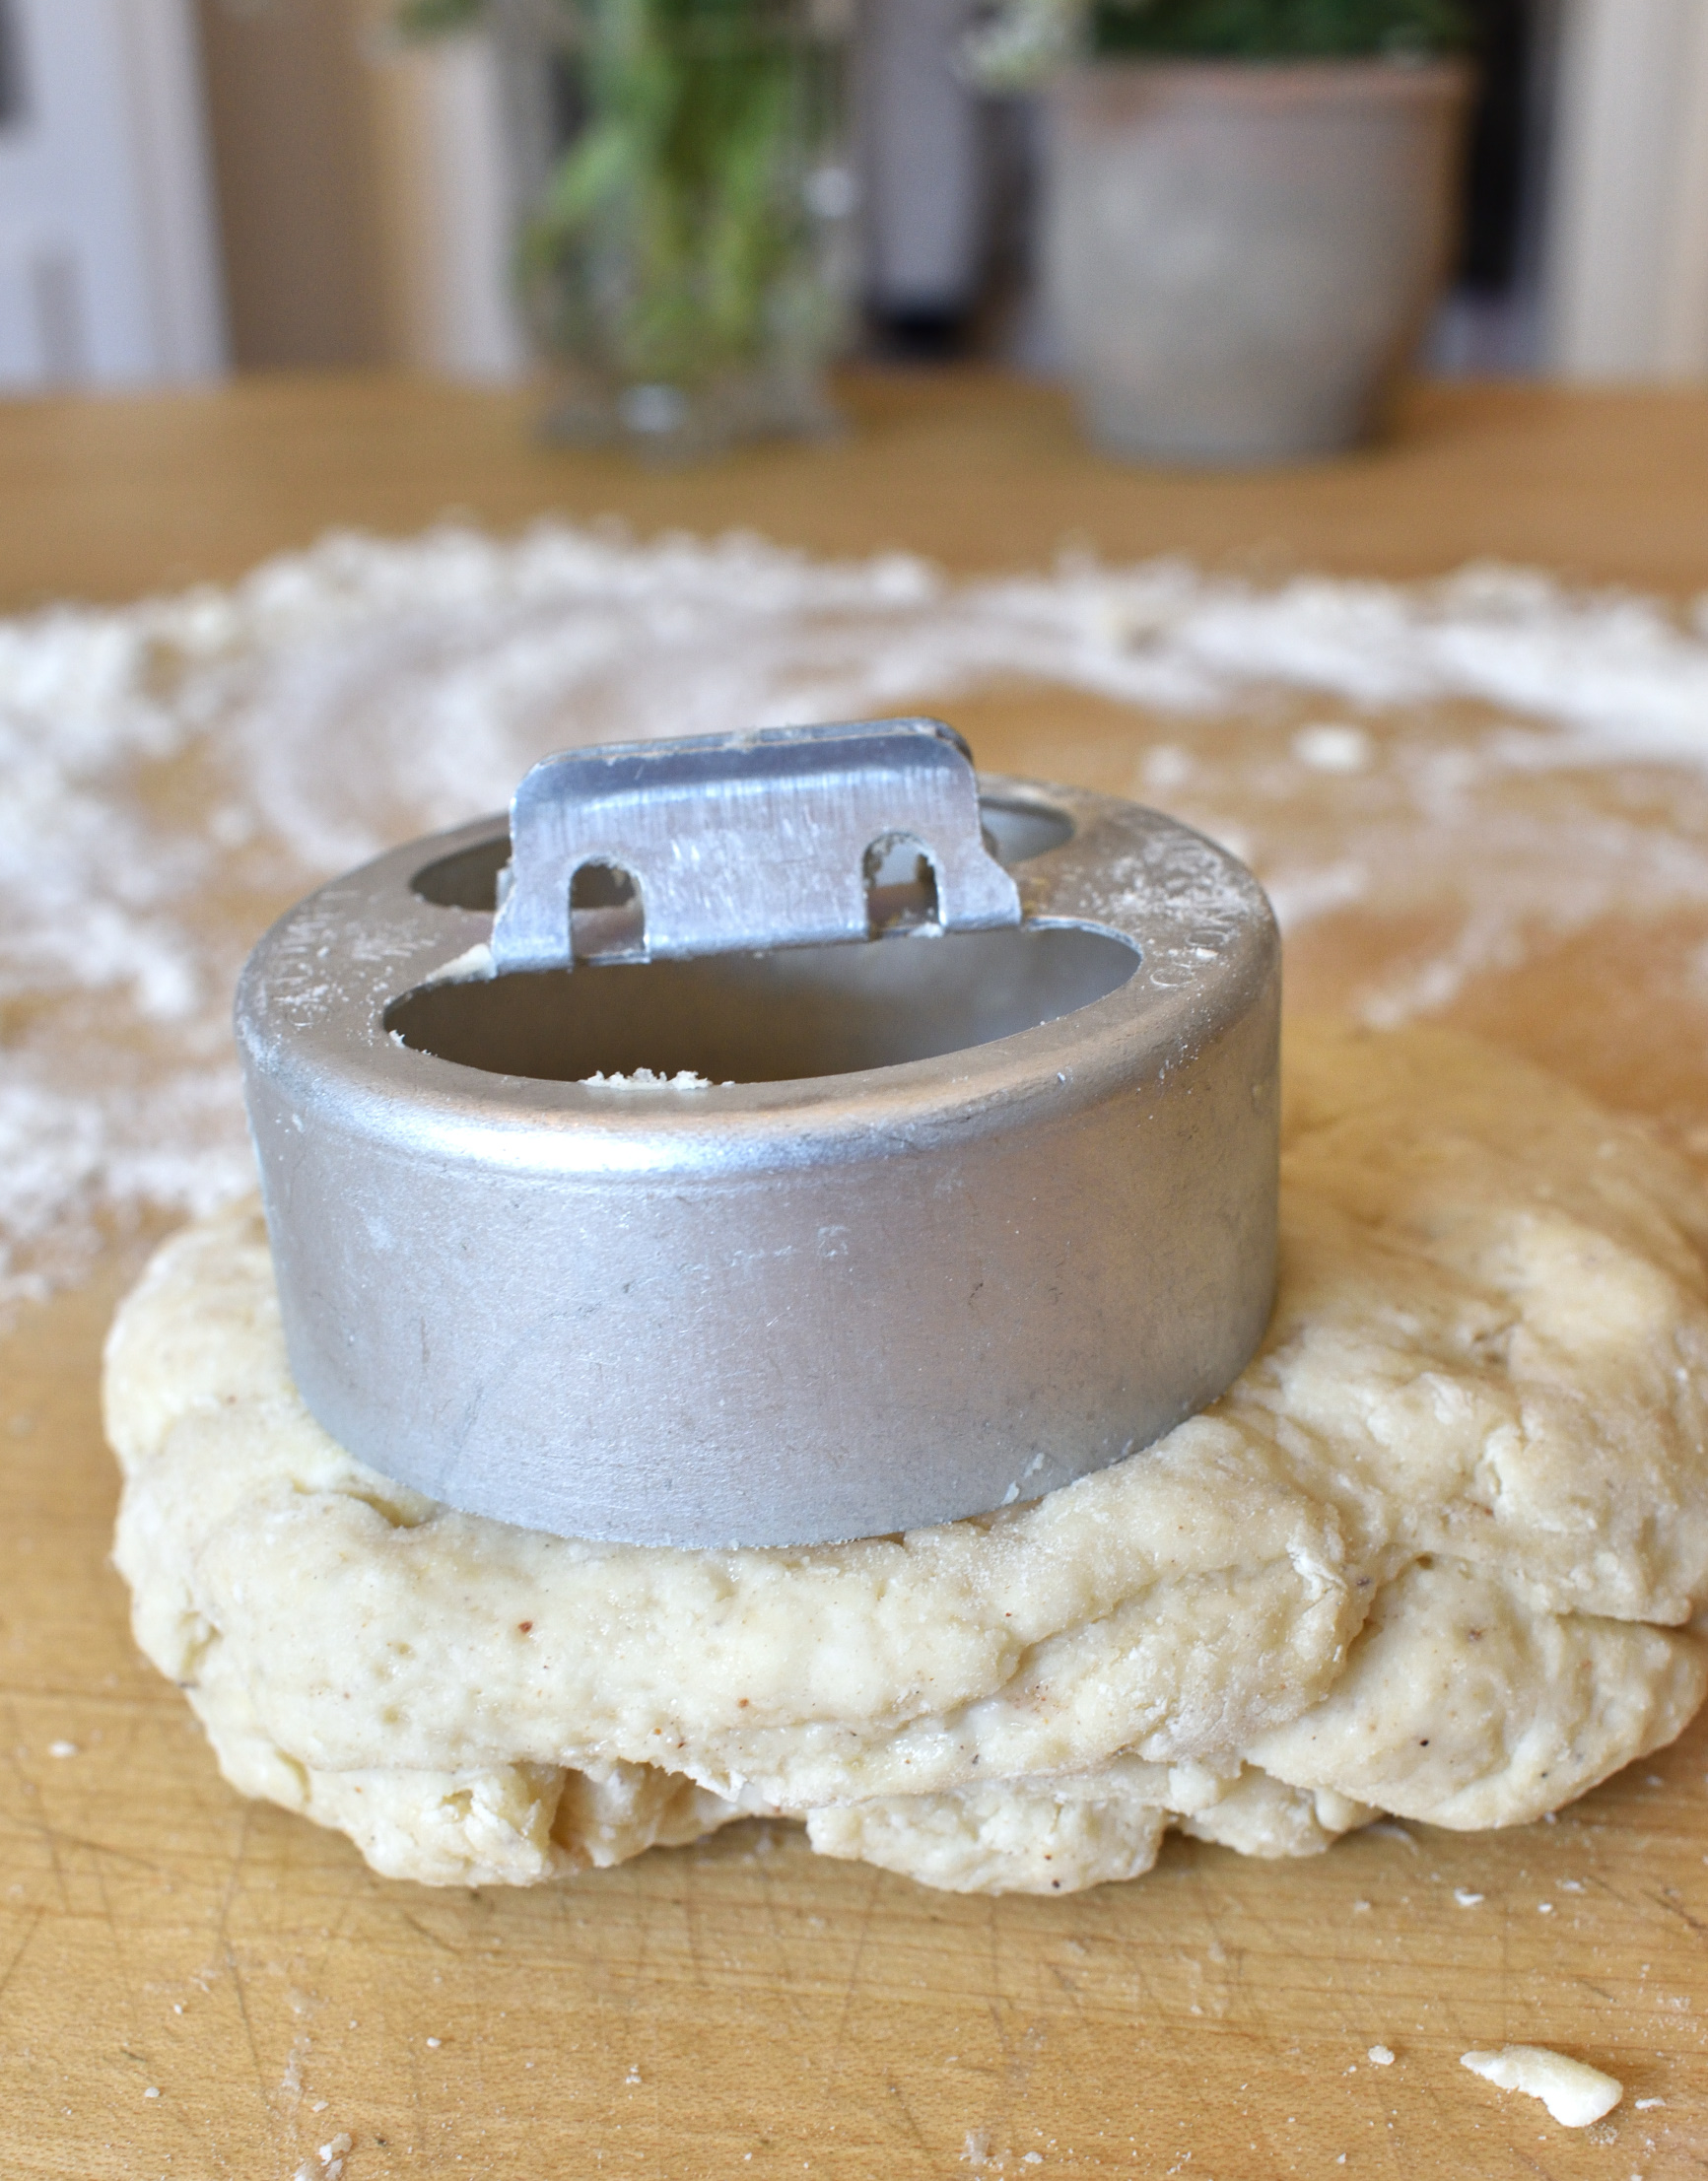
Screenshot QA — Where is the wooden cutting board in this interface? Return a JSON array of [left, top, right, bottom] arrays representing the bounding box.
[[5, 374, 1708, 2180]]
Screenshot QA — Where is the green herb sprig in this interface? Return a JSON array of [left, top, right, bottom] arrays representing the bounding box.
[[397, 0, 846, 394], [394, 0, 485, 34], [1090, 0, 1473, 57], [965, 0, 1474, 88]]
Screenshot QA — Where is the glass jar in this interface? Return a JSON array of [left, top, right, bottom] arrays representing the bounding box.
[[522, 0, 858, 458]]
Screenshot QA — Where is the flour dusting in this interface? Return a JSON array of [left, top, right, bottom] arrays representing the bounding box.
[[7, 522, 1708, 1309]]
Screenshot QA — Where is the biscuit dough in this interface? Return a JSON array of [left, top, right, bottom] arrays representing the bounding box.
[[1460, 2046, 1623, 2128], [104, 1024, 1708, 1894]]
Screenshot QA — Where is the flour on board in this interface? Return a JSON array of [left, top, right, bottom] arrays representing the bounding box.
[[17, 529, 1708, 1313]]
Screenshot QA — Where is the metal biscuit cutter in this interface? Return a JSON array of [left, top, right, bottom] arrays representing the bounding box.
[[238, 718, 1279, 1548]]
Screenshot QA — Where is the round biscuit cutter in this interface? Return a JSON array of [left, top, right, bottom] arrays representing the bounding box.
[[237, 718, 1280, 1548]]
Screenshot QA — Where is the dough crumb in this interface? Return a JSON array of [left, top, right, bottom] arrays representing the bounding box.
[[1461, 2046, 1622, 2127], [1368, 2045, 1395, 2067], [1455, 1888, 1484, 1906], [581, 1067, 718, 1089], [47, 1741, 78, 1758], [421, 941, 494, 988]]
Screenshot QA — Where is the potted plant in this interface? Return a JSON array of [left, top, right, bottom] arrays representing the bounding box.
[[401, 0, 859, 457], [970, 0, 1477, 463]]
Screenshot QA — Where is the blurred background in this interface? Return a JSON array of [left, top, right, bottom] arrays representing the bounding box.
[[0, 0, 1704, 399]]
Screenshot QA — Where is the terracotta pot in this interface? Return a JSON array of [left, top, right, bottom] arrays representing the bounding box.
[[1045, 58, 1472, 465]]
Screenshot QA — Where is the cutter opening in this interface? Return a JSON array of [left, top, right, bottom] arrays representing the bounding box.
[[384, 922, 1138, 1086], [570, 858, 646, 962], [410, 834, 510, 911], [863, 833, 940, 935]]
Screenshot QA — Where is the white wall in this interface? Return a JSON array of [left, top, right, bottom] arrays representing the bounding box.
[[366, 24, 527, 380], [858, 0, 986, 318], [0, 0, 226, 390], [1545, 0, 1708, 377]]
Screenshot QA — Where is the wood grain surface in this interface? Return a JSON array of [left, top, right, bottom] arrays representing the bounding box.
[[0, 368, 1707, 609], [5, 372, 1708, 2181]]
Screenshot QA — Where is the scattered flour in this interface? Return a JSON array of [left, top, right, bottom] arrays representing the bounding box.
[[14, 526, 1708, 1312], [1293, 723, 1372, 774], [1461, 2045, 1623, 2128]]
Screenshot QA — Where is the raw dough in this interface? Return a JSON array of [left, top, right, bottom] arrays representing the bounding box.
[[104, 1024, 1708, 1894], [1460, 2046, 1623, 2127]]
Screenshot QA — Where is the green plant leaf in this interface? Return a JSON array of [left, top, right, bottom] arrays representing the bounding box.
[[518, 1, 844, 386], [1090, 0, 1475, 57], [393, 0, 488, 37]]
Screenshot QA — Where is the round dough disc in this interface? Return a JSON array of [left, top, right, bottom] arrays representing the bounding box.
[[104, 1024, 1708, 1894]]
